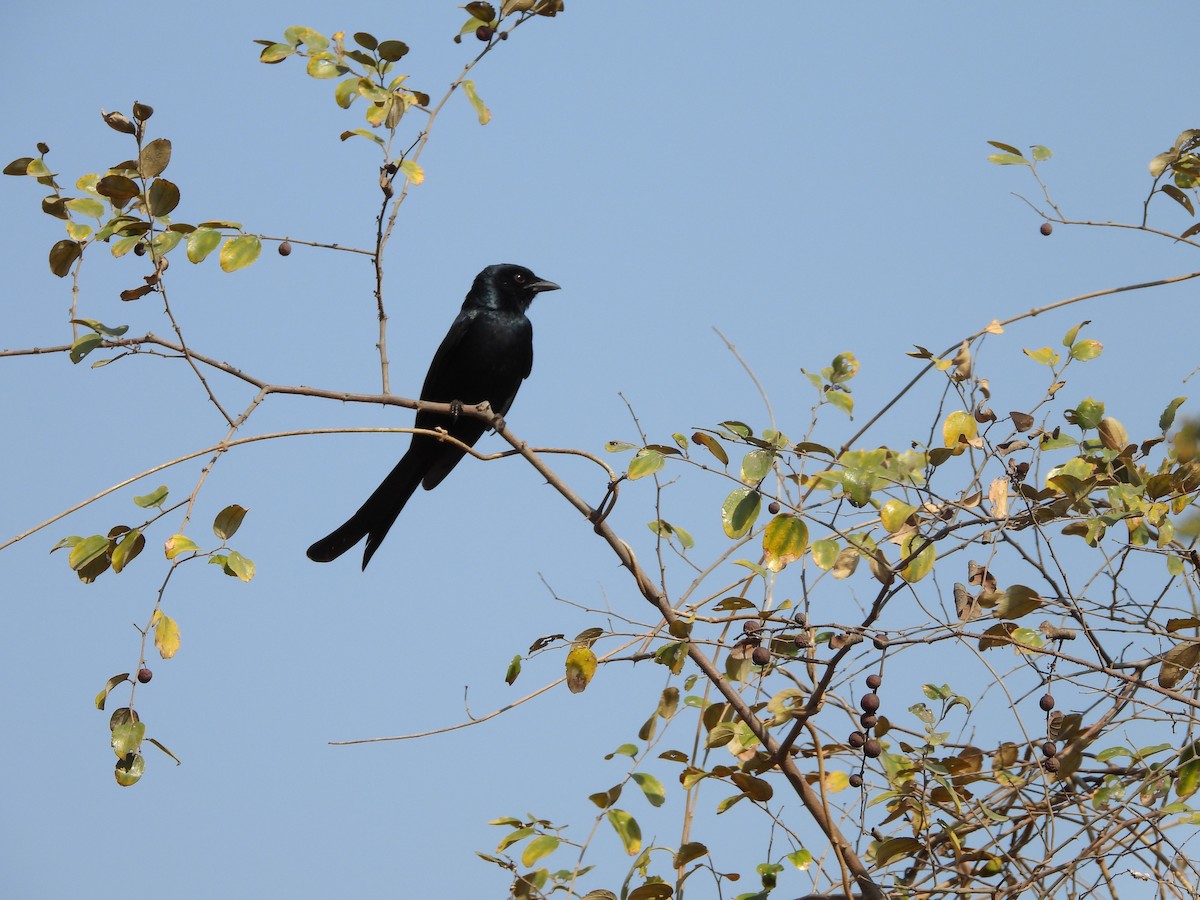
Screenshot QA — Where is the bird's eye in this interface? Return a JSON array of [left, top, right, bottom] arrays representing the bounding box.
[[513, 272, 527, 284]]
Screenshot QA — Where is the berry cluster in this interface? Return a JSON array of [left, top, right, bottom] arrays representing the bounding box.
[[847, 634, 890, 788], [1038, 691, 1061, 773]]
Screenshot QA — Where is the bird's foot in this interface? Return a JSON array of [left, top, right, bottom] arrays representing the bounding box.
[[449, 399, 464, 421]]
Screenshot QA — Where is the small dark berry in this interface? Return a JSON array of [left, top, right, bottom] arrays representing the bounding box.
[[866, 673, 882, 690], [848, 731, 865, 748], [863, 738, 882, 758], [872, 633, 889, 650], [742, 619, 763, 635], [453, 34, 462, 43], [37, 142, 50, 154], [133, 243, 146, 257], [768, 500, 781, 514], [793, 610, 808, 627], [848, 773, 863, 788], [1039, 693, 1055, 712], [751, 645, 771, 667], [1044, 756, 1061, 773], [278, 241, 292, 257], [137, 668, 153, 683], [499, 31, 508, 40], [860, 692, 880, 713], [1041, 741, 1056, 758], [860, 714, 878, 729], [794, 632, 811, 648], [1040, 222, 1053, 236], [475, 24, 494, 41]]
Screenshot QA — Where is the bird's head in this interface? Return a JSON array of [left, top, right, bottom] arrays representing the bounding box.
[[469, 263, 561, 312]]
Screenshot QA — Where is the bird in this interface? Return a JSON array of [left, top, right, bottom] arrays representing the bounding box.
[[306, 263, 560, 568]]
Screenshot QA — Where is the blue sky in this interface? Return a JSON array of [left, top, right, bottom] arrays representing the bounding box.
[[2, 4, 1196, 898]]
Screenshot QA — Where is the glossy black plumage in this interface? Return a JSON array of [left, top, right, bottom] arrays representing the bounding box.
[[306, 264, 560, 568]]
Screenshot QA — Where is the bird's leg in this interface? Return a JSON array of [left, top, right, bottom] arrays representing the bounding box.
[[475, 400, 505, 432], [449, 399, 464, 422]]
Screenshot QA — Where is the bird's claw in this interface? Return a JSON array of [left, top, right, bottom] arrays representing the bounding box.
[[449, 399, 464, 421]]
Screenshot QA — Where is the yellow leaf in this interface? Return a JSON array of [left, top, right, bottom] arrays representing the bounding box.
[[565, 644, 597, 693], [461, 79, 491, 125], [823, 770, 850, 792], [154, 611, 181, 659], [880, 499, 916, 534], [399, 159, 424, 185], [900, 533, 935, 583], [219, 235, 262, 273], [164, 533, 200, 559], [941, 410, 978, 454], [762, 514, 808, 572]]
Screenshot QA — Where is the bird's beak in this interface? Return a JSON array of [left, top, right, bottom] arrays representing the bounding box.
[[529, 279, 561, 293]]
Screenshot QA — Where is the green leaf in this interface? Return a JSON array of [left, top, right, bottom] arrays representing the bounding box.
[[721, 488, 761, 539], [69, 535, 109, 572], [259, 42, 295, 64], [1161, 397, 1187, 431], [786, 848, 813, 870], [1031, 144, 1053, 161], [133, 485, 168, 508], [339, 128, 386, 146], [496, 827, 534, 852], [111, 720, 146, 758], [69, 333, 103, 364], [306, 55, 347, 79], [151, 230, 183, 257], [461, 79, 491, 125], [48, 239, 82, 277], [110, 529, 145, 574], [94, 673, 130, 710], [875, 837, 923, 867], [628, 450, 665, 481], [504, 654, 521, 685], [826, 390, 854, 416], [114, 752, 145, 787], [606, 809, 642, 855], [219, 235, 262, 272], [521, 835, 559, 867], [811, 538, 839, 570], [186, 227, 221, 263], [740, 449, 774, 485], [334, 76, 360, 109], [631, 772, 666, 807], [1069, 339, 1103, 361], [222, 551, 255, 582], [762, 514, 808, 572], [987, 153, 1030, 166], [997, 585, 1042, 619], [65, 197, 105, 220], [213, 504, 249, 541]]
